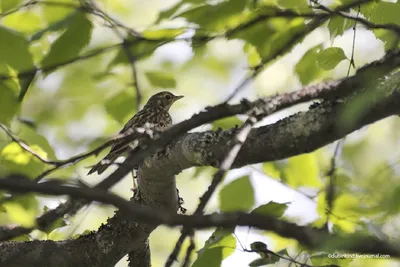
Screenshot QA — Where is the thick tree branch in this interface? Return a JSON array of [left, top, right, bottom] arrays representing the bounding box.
[[1, 71, 399, 266], [1, 49, 399, 248], [166, 114, 258, 266]]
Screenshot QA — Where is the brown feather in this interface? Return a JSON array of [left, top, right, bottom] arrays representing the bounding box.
[[87, 91, 182, 175]]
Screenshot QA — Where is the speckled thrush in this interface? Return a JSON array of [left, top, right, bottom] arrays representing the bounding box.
[[88, 91, 183, 175]]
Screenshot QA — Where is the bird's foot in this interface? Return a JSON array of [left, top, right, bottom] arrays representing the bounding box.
[[177, 188, 187, 214], [132, 188, 142, 203]]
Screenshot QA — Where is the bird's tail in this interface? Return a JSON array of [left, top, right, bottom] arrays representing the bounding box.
[[87, 153, 119, 175]]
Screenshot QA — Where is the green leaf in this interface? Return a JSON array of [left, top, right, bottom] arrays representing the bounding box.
[[231, 17, 306, 60], [283, 153, 322, 188], [0, 27, 34, 72], [295, 44, 323, 85], [373, 29, 400, 51], [109, 38, 161, 67], [277, 0, 309, 10], [42, 207, 68, 237], [192, 248, 226, 267], [43, 217, 67, 234], [42, 0, 76, 24], [249, 256, 280, 266], [141, 28, 186, 39], [193, 229, 235, 267], [30, 12, 77, 42], [71, 229, 92, 239], [251, 202, 289, 218], [0, 142, 47, 178], [0, 78, 20, 125], [41, 12, 93, 68], [2, 11, 43, 35], [317, 47, 347, 70], [243, 43, 262, 67], [229, 19, 275, 58], [262, 162, 281, 179], [363, 1, 400, 25], [1, 0, 23, 12], [4, 202, 36, 227], [17, 123, 57, 160], [219, 175, 254, 212], [3, 194, 38, 227], [267, 18, 306, 56], [17, 71, 36, 102], [105, 91, 136, 124], [109, 28, 184, 68], [11, 234, 30, 241], [327, 16, 353, 40], [316, 192, 361, 233], [202, 229, 236, 250], [383, 185, 400, 214], [1, 142, 31, 165], [145, 71, 176, 88], [359, 1, 377, 20], [175, 0, 247, 30], [156, 1, 186, 22], [212, 116, 242, 131]]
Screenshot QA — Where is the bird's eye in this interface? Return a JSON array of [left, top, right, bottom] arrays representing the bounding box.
[[165, 95, 171, 100]]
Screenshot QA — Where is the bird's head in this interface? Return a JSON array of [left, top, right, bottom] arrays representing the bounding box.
[[145, 91, 184, 110]]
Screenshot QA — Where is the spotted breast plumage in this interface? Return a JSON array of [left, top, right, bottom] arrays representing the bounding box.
[[88, 91, 183, 175]]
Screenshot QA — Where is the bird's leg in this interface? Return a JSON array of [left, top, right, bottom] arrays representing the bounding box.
[[131, 166, 141, 202], [132, 187, 141, 203], [177, 188, 187, 214], [131, 169, 137, 189]]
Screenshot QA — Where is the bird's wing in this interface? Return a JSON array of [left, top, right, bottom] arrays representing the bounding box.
[[108, 107, 164, 154], [108, 110, 147, 154], [87, 108, 170, 175]]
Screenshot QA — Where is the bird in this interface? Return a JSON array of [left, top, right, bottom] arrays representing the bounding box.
[[87, 91, 183, 175]]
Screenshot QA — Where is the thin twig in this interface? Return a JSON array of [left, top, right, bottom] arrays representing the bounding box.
[[87, 1, 142, 111], [0, 0, 82, 18], [0, 37, 165, 84], [181, 234, 195, 267], [347, 5, 360, 76], [0, 44, 117, 82], [325, 4, 360, 226], [0, 123, 58, 165], [325, 139, 344, 228], [0, 123, 151, 184]]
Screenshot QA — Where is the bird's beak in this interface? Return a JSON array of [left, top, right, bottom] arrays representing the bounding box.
[[174, 95, 184, 101]]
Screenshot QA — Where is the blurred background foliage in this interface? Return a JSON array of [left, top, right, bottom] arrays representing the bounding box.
[[0, 0, 400, 266]]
